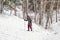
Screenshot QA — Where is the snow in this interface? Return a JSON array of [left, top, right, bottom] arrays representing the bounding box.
[[0, 6, 60, 40], [51, 22, 60, 33], [0, 14, 41, 40], [0, 14, 60, 40]]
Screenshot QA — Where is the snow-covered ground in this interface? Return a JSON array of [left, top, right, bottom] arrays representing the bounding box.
[[0, 5, 60, 40], [0, 14, 60, 40]]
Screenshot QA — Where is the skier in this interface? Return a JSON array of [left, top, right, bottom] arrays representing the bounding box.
[[27, 15, 32, 31]]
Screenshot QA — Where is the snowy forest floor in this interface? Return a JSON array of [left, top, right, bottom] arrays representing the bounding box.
[[0, 14, 60, 40]]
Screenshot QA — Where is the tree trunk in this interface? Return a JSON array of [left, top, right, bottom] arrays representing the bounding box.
[[14, 0, 17, 16], [0, 0, 3, 13], [56, 1, 59, 22], [23, 0, 28, 20], [39, 0, 43, 26], [50, 1, 54, 24], [33, 0, 37, 23], [45, 13, 49, 29], [56, 9, 57, 22]]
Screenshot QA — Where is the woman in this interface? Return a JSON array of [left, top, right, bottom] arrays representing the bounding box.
[[27, 15, 32, 31]]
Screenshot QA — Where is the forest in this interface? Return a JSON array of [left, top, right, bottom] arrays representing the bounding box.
[[0, 0, 60, 29], [0, 0, 60, 40]]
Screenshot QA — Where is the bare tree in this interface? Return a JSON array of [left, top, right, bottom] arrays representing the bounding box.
[[0, 0, 3, 13], [23, 0, 28, 20], [39, 0, 44, 26], [14, 0, 17, 16], [45, 1, 51, 29], [53, 1, 58, 22], [33, 0, 37, 23]]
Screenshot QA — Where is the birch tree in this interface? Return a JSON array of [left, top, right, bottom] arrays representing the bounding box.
[[45, 1, 51, 29], [0, 0, 3, 13], [39, 0, 44, 26]]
